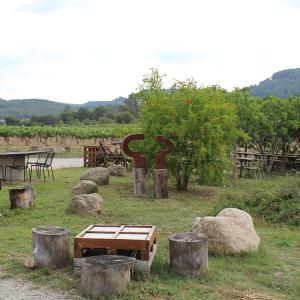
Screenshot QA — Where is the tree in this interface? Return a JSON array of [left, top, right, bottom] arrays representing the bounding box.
[[76, 108, 90, 121], [115, 111, 134, 124], [139, 69, 239, 190], [93, 106, 107, 120], [4, 116, 20, 125]]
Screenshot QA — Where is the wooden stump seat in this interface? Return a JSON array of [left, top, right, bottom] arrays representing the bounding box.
[[81, 255, 135, 298], [169, 231, 208, 277], [28, 226, 70, 269]]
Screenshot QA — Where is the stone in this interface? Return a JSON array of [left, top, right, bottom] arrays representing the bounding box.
[[108, 164, 126, 177], [80, 167, 109, 185], [70, 193, 103, 215], [72, 180, 97, 195], [192, 208, 260, 255]]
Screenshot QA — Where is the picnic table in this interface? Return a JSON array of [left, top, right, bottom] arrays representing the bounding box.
[[0, 150, 52, 182]]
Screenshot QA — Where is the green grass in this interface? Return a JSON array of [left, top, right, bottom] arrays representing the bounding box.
[[0, 169, 299, 299]]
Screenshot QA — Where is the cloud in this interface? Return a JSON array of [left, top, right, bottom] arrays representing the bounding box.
[[152, 50, 207, 64], [16, 0, 88, 14], [0, 0, 300, 103]]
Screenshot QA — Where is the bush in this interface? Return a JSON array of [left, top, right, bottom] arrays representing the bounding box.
[[213, 186, 300, 226]]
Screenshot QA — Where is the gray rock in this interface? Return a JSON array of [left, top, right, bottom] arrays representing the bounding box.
[[70, 193, 103, 215], [192, 208, 260, 255], [72, 180, 97, 195], [108, 164, 126, 177], [80, 167, 109, 185]]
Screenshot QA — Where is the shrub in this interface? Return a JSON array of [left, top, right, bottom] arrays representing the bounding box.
[[213, 186, 300, 226]]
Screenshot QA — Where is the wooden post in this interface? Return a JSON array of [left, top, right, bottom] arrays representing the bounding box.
[[153, 169, 168, 198], [30, 226, 70, 269], [133, 168, 147, 197], [169, 232, 208, 277], [81, 255, 135, 298], [9, 186, 35, 209]]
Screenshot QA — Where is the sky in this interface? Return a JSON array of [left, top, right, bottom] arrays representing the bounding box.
[[0, 0, 300, 104]]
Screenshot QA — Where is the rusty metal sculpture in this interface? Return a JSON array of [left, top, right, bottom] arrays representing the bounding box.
[[122, 134, 147, 197], [121, 134, 173, 198], [122, 134, 146, 168], [154, 135, 174, 169]]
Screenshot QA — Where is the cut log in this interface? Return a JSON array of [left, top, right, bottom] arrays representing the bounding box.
[[169, 231, 208, 276], [9, 186, 35, 209], [31, 226, 70, 269], [81, 255, 135, 298], [133, 168, 147, 197], [153, 169, 168, 198]]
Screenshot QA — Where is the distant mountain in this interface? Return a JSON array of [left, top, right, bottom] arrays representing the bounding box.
[[250, 68, 300, 98], [0, 96, 127, 119], [0, 98, 79, 119], [82, 97, 126, 108]]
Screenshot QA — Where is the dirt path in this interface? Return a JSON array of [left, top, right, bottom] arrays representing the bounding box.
[[0, 275, 72, 299], [52, 158, 82, 169]]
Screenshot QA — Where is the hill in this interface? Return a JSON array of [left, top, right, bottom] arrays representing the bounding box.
[[0, 99, 79, 119], [82, 97, 126, 108], [0, 97, 126, 119], [250, 68, 300, 98]]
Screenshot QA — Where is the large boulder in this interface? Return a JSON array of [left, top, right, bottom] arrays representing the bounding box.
[[192, 208, 260, 255], [72, 180, 98, 195], [108, 164, 126, 177], [80, 167, 109, 185], [70, 193, 103, 215]]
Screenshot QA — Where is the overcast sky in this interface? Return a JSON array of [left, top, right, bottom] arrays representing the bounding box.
[[0, 0, 299, 104]]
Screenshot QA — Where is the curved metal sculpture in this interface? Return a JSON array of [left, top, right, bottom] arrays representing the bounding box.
[[121, 134, 147, 168], [154, 135, 174, 169]]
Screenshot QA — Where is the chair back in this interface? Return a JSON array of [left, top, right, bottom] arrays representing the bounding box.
[[37, 153, 48, 164], [45, 152, 55, 166]]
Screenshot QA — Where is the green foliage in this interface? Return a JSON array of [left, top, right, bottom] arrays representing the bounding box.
[[0, 124, 139, 141], [115, 111, 134, 124], [213, 184, 300, 226], [139, 69, 239, 190], [229, 89, 300, 167]]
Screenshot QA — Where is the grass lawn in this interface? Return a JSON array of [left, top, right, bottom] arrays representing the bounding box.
[[0, 168, 299, 299]]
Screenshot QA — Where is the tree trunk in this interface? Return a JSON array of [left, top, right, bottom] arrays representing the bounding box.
[[9, 186, 35, 209], [153, 169, 168, 198], [169, 232, 208, 277], [133, 168, 147, 197], [81, 255, 135, 298], [30, 226, 70, 269]]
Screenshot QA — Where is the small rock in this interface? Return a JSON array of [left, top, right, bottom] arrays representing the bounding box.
[[72, 180, 97, 195], [108, 164, 126, 177], [192, 208, 260, 255], [80, 167, 109, 185], [70, 193, 103, 215]]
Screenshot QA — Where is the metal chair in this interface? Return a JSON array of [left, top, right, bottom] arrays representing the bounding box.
[[27, 153, 49, 179], [243, 160, 262, 180], [37, 152, 55, 182]]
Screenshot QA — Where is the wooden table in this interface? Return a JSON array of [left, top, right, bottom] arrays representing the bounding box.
[[74, 224, 157, 275], [0, 150, 52, 182]]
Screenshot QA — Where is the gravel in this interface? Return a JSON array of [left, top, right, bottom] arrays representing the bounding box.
[[0, 272, 75, 300]]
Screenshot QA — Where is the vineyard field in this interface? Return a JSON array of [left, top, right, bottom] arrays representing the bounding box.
[[0, 123, 140, 142], [0, 124, 141, 157]]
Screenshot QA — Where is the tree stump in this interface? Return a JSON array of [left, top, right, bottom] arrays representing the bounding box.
[[81, 255, 135, 298], [9, 186, 36, 209], [133, 168, 147, 197], [169, 232, 208, 276], [30, 226, 70, 269], [153, 169, 168, 198]]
